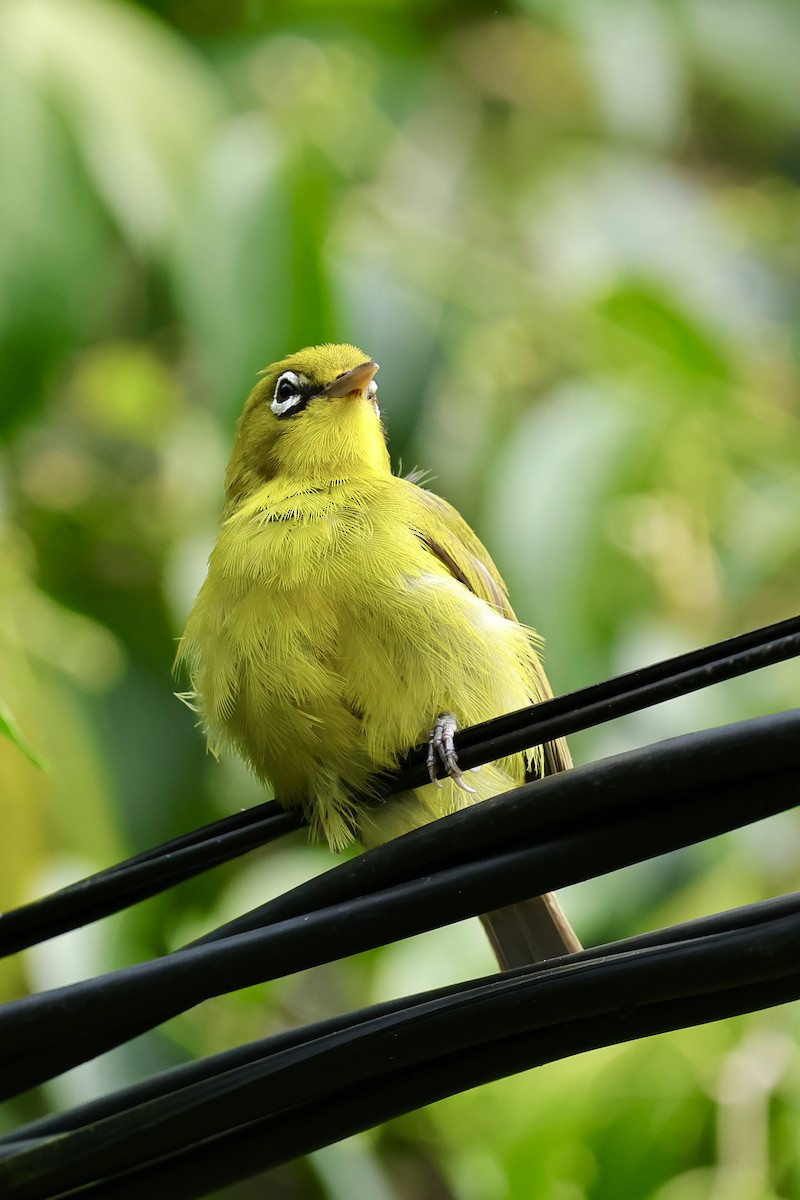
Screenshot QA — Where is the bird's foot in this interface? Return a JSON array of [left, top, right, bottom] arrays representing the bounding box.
[[427, 712, 476, 794]]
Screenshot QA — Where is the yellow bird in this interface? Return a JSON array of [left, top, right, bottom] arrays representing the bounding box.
[[179, 343, 580, 968]]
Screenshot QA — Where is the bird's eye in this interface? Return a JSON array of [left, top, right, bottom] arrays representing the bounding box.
[[271, 370, 308, 417]]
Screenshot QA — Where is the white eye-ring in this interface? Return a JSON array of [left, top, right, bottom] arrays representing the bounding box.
[[271, 370, 308, 417], [368, 378, 379, 415]]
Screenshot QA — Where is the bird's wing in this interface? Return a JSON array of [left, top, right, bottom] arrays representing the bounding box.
[[401, 476, 573, 776], [401, 477, 516, 618], [402, 476, 580, 966]]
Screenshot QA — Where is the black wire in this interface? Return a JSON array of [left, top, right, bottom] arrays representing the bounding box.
[[1, 614, 798, 958], [193, 702, 800, 947], [1, 896, 798, 1200], [0, 710, 797, 1102], [0, 806, 302, 959], [396, 613, 800, 784], [4, 890, 798, 1149]]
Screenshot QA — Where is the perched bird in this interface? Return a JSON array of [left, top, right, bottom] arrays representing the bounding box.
[[178, 343, 580, 968]]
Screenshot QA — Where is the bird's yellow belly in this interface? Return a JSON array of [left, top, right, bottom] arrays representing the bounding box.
[[195, 499, 537, 847]]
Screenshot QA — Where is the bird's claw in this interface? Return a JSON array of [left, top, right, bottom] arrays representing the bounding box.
[[427, 712, 476, 794]]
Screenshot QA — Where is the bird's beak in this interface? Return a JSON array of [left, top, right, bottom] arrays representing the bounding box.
[[319, 361, 379, 399]]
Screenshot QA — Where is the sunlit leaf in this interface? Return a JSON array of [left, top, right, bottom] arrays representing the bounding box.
[[0, 698, 46, 770]]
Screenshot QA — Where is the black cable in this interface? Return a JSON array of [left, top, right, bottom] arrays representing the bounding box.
[[0, 806, 302, 959], [0, 710, 797, 1101], [3, 891, 797, 1149], [396, 612, 800, 784], [1, 614, 798, 958], [0, 896, 798, 1200], [195, 703, 800, 948]]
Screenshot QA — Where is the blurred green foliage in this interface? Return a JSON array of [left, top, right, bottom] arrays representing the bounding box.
[[1, 0, 799, 1196]]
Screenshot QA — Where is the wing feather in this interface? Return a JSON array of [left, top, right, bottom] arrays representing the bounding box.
[[400, 475, 573, 776], [401, 478, 515, 617], [401, 475, 581, 963]]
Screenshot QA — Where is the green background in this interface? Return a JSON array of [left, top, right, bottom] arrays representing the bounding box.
[[1, 0, 799, 1196]]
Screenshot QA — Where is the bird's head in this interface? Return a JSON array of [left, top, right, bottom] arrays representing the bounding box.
[[224, 343, 388, 509]]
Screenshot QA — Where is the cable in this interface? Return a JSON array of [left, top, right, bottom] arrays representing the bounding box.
[[1, 614, 798, 957], [3, 891, 797, 1148], [0, 895, 798, 1199], [0, 709, 797, 1101], [0, 805, 301, 958], [397, 612, 800, 784]]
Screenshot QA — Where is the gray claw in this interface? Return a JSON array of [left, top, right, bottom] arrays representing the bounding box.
[[427, 737, 443, 787], [427, 712, 476, 795]]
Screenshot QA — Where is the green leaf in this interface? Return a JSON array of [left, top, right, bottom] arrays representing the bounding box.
[[0, 698, 46, 770]]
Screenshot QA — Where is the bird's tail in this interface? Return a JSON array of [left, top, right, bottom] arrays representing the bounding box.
[[480, 892, 581, 970]]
